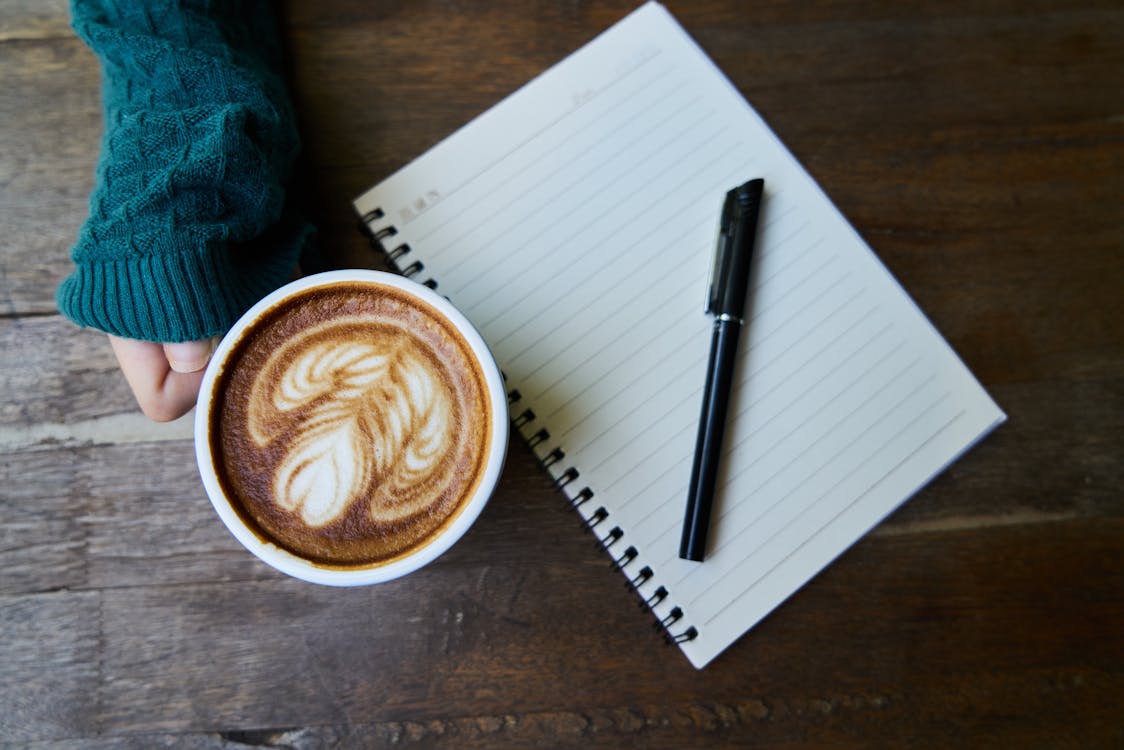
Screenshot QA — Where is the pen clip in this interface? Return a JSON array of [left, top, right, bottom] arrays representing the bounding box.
[[706, 190, 736, 315]]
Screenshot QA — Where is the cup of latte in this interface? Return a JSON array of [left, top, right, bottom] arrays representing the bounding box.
[[194, 270, 508, 585]]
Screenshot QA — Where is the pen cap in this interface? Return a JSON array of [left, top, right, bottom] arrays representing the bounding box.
[[710, 178, 764, 317]]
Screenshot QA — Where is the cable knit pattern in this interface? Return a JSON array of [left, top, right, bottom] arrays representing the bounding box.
[[57, 0, 313, 342]]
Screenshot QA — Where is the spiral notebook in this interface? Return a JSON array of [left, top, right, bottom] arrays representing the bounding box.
[[354, 1, 1005, 669]]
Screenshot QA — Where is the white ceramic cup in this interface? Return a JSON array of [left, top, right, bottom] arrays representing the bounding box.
[[194, 270, 508, 586]]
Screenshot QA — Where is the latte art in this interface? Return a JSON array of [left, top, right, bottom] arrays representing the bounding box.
[[248, 317, 458, 528], [210, 282, 492, 568]]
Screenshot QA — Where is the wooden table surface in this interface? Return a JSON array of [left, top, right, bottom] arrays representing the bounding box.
[[2, 1, 1122, 747]]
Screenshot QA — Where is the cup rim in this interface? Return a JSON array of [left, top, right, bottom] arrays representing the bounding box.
[[193, 269, 508, 586]]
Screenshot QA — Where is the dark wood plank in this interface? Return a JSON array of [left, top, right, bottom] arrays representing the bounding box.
[[0, 32, 99, 317], [0, 448, 89, 595], [878, 375, 1124, 528], [0, 0, 72, 41], [4, 517, 1115, 745], [0, 316, 141, 427], [0, 591, 101, 742], [0, 425, 569, 594], [78, 441, 269, 589]]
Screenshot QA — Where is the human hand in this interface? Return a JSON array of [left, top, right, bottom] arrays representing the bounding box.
[[108, 335, 218, 422]]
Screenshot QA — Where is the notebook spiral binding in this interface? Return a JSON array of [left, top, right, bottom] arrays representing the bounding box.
[[358, 206, 697, 648], [358, 208, 439, 289], [511, 405, 698, 647]]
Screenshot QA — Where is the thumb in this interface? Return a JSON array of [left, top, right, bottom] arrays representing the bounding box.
[[164, 338, 218, 374]]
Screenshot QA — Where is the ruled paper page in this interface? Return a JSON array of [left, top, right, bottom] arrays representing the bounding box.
[[355, 1, 1004, 669]]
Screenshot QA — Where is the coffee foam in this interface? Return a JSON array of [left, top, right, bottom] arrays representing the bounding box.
[[211, 283, 491, 568]]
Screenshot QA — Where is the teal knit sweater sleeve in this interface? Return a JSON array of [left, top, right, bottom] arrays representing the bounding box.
[[57, 0, 314, 343]]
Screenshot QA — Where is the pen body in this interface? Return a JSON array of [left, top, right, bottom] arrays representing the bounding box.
[[680, 318, 741, 561], [680, 177, 763, 562]]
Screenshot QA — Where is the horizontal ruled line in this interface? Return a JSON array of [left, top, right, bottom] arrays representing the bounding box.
[[700, 404, 966, 625], [408, 50, 666, 237]]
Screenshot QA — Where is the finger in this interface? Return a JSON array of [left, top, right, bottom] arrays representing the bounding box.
[[108, 335, 207, 422], [164, 338, 217, 373]]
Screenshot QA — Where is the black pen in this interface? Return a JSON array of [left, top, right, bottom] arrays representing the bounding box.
[[679, 178, 764, 562]]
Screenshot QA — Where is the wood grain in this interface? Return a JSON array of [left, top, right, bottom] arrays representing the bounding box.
[[0, 0, 1121, 747]]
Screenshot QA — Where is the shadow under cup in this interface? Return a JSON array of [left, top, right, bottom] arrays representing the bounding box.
[[194, 270, 509, 586]]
